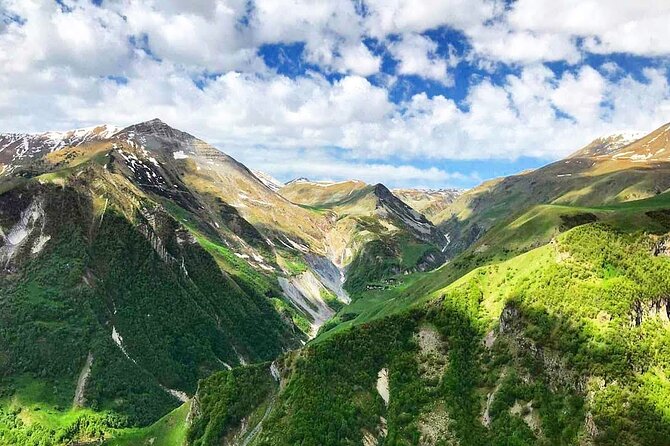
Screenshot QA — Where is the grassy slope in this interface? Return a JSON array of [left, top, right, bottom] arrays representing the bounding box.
[[320, 190, 670, 343], [188, 224, 670, 445], [434, 158, 670, 259], [105, 403, 190, 446]]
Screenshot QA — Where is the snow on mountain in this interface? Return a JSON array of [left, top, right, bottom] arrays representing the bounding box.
[[0, 124, 120, 174], [569, 131, 645, 158], [252, 169, 284, 192]]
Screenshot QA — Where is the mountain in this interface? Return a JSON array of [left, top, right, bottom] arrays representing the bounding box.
[[0, 119, 457, 444], [392, 187, 461, 221], [181, 123, 670, 446], [4, 118, 670, 446], [0, 124, 120, 174], [433, 122, 670, 259], [188, 224, 670, 446], [0, 119, 318, 440], [279, 179, 449, 293], [251, 169, 284, 192], [567, 131, 644, 158]]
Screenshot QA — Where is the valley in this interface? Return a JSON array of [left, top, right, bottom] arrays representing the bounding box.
[[2, 120, 670, 445]]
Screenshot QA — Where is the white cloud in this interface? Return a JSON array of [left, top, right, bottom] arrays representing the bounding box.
[[551, 66, 605, 124], [0, 0, 129, 75], [508, 0, 670, 57], [389, 33, 454, 84], [362, 0, 499, 37], [1, 0, 670, 188], [222, 145, 477, 188], [466, 24, 581, 65], [335, 42, 381, 76]]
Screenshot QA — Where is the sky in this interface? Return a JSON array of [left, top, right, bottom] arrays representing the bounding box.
[[1, 0, 670, 189]]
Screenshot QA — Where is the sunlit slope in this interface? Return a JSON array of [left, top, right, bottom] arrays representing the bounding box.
[[434, 122, 670, 258], [188, 224, 670, 446], [0, 144, 304, 444]]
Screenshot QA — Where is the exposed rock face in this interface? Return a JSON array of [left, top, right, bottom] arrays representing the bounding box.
[[0, 196, 48, 269], [510, 400, 542, 435], [376, 368, 390, 406], [73, 352, 94, 408], [416, 325, 449, 382], [305, 253, 350, 304], [418, 404, 459, 445], [499, 303, 585, 393], [278, 271, 336, 336], [652, 236, 670, 257], [374, 183, 447, 248], [630, 298, 670, 326]]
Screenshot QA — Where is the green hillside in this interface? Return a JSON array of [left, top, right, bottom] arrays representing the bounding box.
[[0, 163, 302, 444], [188, 224, 670, 445]]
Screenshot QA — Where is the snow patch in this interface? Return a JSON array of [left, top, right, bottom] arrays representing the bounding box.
[[173, 150, 189, 159]]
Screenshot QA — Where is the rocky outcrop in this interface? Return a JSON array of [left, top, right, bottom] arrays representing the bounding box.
[[376, 368, 390, 406], [630, 297, 670, 326], [73, 352, 94, 408], [278, 271, 336, 336], [0, 196, 49, 269], [499, 303, 585, 393], [305, 253, 350, 304]]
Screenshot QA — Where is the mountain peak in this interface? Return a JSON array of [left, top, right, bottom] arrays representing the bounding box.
[[570, 131, 644, 158], [286, 177, 311, 185], [119, 118, 193, 142]]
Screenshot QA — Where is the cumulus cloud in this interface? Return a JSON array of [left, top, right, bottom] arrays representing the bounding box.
[[508, 0, 670, 57], [1, 0, 670, 187], [388, 33, 454, 84], [467, 0, 670, 64]]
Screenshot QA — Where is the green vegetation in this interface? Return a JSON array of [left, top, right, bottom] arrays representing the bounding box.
[[105, 403, 190, 446], [187, 364, 276, 446], [5, 121, 670, 445], [188, 224, 670, 445], [0, 179, 301, 444]]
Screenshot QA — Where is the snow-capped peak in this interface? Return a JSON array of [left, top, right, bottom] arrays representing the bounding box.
[[252, 169, 284, 192], [570, 130, 644, 158]]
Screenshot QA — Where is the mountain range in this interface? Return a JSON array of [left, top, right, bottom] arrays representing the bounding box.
[[1, 119, 670, 445]]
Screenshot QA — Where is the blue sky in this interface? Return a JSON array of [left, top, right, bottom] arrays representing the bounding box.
[[1, 0, 670, 188]]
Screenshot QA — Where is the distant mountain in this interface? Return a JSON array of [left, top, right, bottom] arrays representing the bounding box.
[[251, 169, 284, 192], [0, 124, 120, 175], [568, 131, 644, 158], [433, 121, 670, 258], [279, 179, 449, 292], [392, 187, 461, 221]]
